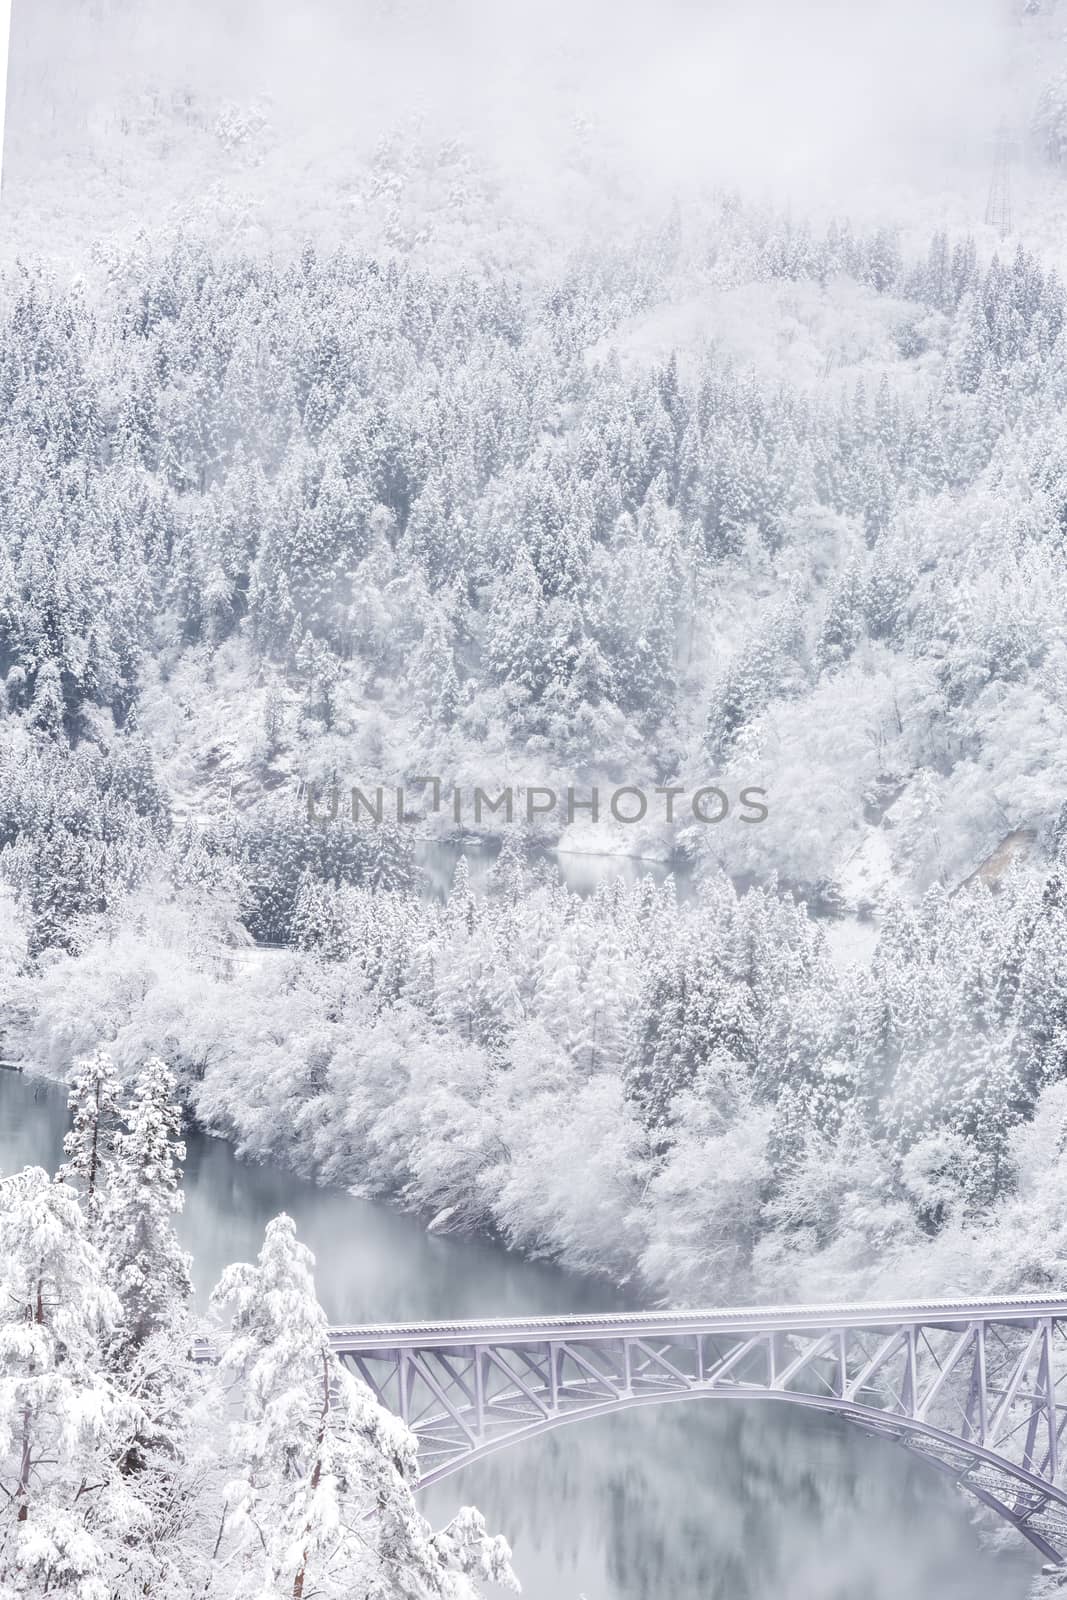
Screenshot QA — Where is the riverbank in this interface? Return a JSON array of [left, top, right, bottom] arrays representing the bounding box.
[[0, 1069, 1037, 1600], [10, 854, 1067, 1324]]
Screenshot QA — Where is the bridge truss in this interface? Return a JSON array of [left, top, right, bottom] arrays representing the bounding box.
[[331, 1296, 1067, 1563]]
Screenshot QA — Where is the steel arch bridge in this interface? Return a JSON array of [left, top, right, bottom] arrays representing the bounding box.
[[328, 1295, 1067, 1564]]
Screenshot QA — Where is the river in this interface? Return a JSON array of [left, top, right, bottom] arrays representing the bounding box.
[[0, 1070, 1037, 1600], [414, 838, 689, 900]]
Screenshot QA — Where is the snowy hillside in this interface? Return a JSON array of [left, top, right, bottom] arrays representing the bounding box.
[[5, 2, 1067, 912], [8, 5, 1067, 1596], [4, 0, 1067, 1575]]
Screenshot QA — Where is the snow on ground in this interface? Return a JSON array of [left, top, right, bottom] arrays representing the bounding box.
[[593, 278, 942, 394]]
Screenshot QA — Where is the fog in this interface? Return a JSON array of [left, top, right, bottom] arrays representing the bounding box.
[[3, 0, 1023, 252]]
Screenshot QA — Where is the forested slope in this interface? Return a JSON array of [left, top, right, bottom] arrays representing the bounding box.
[[4, 0, 1067, 1313], [2, 219, 1067, 910]]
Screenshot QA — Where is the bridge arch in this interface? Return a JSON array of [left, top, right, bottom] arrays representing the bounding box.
[[406, 1386, 1067, 1565], [330, 1295, 1067, 1565]]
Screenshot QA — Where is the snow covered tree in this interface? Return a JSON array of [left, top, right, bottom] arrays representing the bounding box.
[[209, 1214, 517, 1599], [626, 950, 757, 1135], [1033, 70, 1067, 166], [486, 828, 528, 902], [0, 1168, 143, 1599], [815, 557, 865, 674], [30, 659, 67, 740], [704, 590, 806, 762], [639, 1080, 773, 1301], [57, 1046, 123, 1221], [103, 1058, 191, 1359], [294, 633, 344, 729], [364, 821, 416, 893], [408, 605, 461, 729], [101, 1059, 193, 1476], [290, 872, 352, 960], [434, 919, 521, 1055]]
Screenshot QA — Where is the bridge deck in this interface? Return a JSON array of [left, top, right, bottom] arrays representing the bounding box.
[[324, 1292, 1067, 1351], [194, 1292, 1067, 1562]]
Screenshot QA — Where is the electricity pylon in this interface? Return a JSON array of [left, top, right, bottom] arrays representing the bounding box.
[[986, 121, 1013, 238]]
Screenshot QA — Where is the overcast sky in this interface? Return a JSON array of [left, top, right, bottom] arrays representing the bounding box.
[[3, 0, 1016, 231]]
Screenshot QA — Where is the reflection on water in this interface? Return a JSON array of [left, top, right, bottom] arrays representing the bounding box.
[[425, 1402, 1035, 1600], [0, 1073, 620, 1324], [0, 1072, 1037, 1600]]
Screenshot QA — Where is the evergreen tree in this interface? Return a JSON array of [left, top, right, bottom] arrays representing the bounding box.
[[58, 1047, 123, 1221], [815, 557, 865, 673], [101, 1060, 193, 1478], [30, 659, 67, 740], [103, 1059, 191, 1360], [210, 1215, 517, 1600], [0, 1169, 141, 1599]]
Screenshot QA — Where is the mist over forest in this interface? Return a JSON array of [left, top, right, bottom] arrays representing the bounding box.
[[2, 0, 1024, 258]]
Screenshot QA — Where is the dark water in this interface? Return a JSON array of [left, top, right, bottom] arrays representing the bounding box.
[[0, 1075, 1036, 1600]]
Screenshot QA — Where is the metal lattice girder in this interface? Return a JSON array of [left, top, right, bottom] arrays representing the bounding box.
[[298, 1294, 1067, 1564], [189, 1294, 1067, 1560]]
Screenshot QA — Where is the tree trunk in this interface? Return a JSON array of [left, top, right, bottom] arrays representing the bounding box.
[[292, 1350, 331, 1600]]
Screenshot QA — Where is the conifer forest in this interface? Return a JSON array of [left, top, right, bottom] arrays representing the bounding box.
[[5, 3, 1067, 1597]]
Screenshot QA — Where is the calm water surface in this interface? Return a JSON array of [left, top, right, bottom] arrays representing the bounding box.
[[0, 1072, 1036, 1600]]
